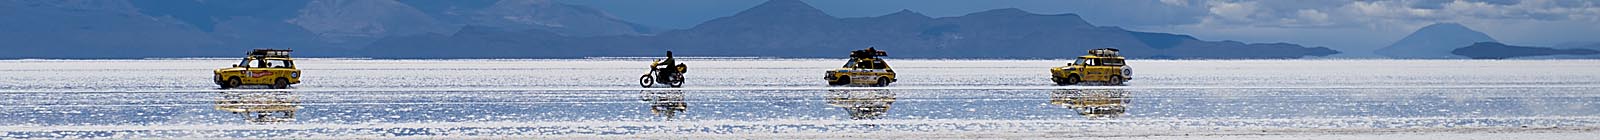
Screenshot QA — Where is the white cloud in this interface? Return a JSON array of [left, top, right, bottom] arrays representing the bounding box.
[[1160, 0, 1189, 6], [1207, 1, 1259, 22]]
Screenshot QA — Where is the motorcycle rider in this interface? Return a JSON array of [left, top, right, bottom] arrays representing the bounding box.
[[655, 51, 678, 80]]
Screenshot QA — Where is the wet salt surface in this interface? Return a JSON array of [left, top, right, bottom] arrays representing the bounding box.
[[1, 59, 1598, 139]]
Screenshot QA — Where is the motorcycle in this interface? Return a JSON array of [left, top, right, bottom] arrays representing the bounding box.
[[640, 59, 687, 88]]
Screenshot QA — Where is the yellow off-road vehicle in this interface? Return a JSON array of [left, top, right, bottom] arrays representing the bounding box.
[[1050, 48, 1132, 85], [824, 48, 896, 86], [215, 49, 301, 89]]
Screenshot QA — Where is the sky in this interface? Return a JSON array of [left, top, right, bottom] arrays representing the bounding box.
[[557, 0, 1600, 56]]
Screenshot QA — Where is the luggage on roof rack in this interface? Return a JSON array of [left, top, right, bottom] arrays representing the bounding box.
[[850, 47, 887, 58], [1088, 48, 1120, 57], [249, 49, 293, 57]]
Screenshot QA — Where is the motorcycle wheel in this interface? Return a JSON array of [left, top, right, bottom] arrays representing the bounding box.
[[668, 73, 684, 87], [639, 74, 653, 87]]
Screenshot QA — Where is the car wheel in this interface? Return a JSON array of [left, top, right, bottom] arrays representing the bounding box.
[[875, 77, 890, 87], [639, 75, 653, 88], [1064, 75, 1080, 85], [225, 78, 242, 89], [829, 76, 850, 86], [1108, 75, 1124, 85], [668, 74, 684, 88], [273, 78, 290, 89]]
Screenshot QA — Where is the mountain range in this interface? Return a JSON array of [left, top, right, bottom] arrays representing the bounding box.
[[1452, 42, 1599, 59], [366, 0, 1339, 58], [1, 0, 1339, 59]]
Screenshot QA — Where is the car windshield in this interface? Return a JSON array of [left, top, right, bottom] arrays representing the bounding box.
[[1072, 58, 1085, 65], [238, 58, 251, 67]]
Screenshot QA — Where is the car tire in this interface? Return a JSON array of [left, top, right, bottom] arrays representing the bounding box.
[[1108, 75, 1124, 85], [828, 76, 850, 86], [639, 75, 653, 88], [273, 78, 290, 89], [225, 78, 241, 89], [1063, 75, 1080, 85], [875, 77, 890, 87]]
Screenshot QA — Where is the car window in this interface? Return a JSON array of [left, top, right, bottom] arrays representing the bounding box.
[[266, 60, 293, 68], [1073, 59, 1085, 65], [843, 60, 858, 68], [1101, 59, 1124, 66], [1085, 59, 1098, 66], [871, 60, 888, 69], [249, 59, 268, 68], [238, 59, 252, 67]]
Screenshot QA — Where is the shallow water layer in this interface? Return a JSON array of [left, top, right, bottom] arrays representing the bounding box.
[[1, 59, 1598, 139]]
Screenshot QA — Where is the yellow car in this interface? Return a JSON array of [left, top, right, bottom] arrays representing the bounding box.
[[1050, 48, 1132, 85], [214, 49, 302, 89], [824, 48, 897, 86]]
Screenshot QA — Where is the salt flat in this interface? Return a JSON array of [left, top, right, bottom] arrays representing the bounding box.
[[1, 59, 1597, 139]]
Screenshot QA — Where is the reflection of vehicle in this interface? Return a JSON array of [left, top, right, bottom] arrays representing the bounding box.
[[1048, 89, 1129, 118], [214, 91, 300, 123], [214, 49, 301, 89], [824, 48, 896, 86], [1050, 48, 1132, 85], [640, 90, 687, 119], [639, 59, 687, 88], [824, 89, 895, 120]]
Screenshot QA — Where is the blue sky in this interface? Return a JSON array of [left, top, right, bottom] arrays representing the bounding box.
[[558, 0, 1600, 56]]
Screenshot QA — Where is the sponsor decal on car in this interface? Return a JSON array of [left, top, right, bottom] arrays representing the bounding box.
[[250, 71, 274, 78]]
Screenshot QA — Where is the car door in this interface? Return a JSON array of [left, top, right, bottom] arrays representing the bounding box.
[[1081, 58, 1105, 81], [244, 58, 276, 84]]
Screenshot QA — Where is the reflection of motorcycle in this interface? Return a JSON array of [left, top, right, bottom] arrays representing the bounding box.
[[1049, 89, 1129, 119], [214, 91, 300, 123], [824, 89, 895, 120], [639, 59, 687, 88], [640, 90, 687, 119]]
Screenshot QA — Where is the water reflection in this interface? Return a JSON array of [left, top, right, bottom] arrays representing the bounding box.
[[1049, 89, 1129, 119], [640, 90, 687, 120], [214, 91, 301, 123], [825, 89, 896, 120]]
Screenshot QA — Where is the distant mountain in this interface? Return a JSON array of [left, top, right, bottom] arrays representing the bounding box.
[[0, 0, 660, 58], [289, 0, 451, 46], [1555, 42, 1600, 50], [1375, 23, 1497, 59], [0, 0, 220, 58], [366, 0, 1338, 59], [1452, 42, 1599, 59]]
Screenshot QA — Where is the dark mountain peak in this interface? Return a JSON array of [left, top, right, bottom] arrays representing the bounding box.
[[879, 9, 931, 20], [1413, 23, 1484, 36], [691, 0, 839, 30], [735, 0, 833, 19], [1418, 23, 1467, 31], [1375, 22, 1497, 58], [956, 8, 1092, 27]]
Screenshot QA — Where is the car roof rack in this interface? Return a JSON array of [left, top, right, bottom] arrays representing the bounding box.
[[850, 47, 888, 58], [249, 49, 292, 58], [1088, 48, 1120, 57]]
